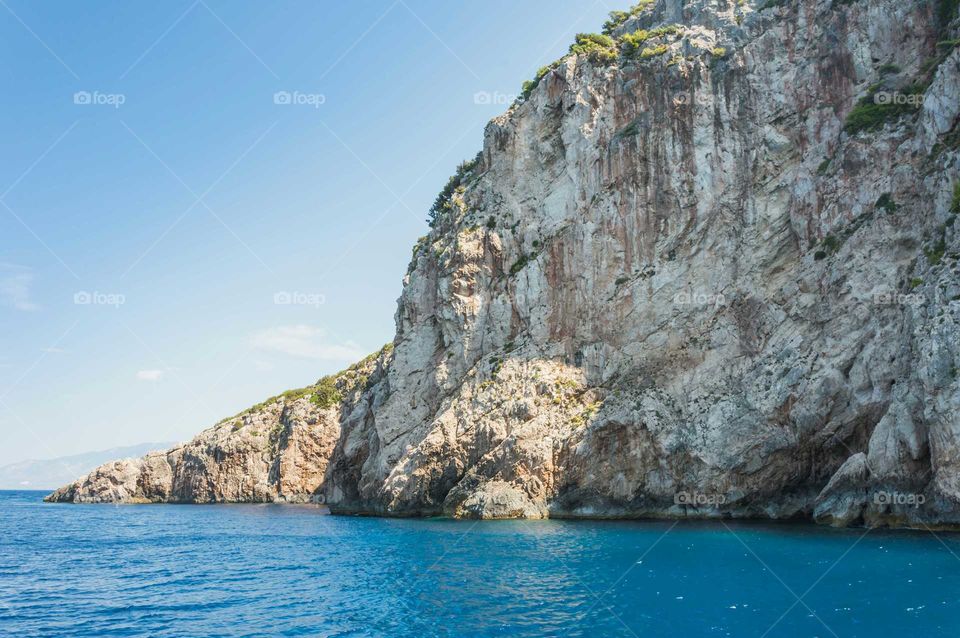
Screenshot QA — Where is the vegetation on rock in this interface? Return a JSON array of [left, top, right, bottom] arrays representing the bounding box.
[[510, 254, 532, 275], [521, 21, 687, 101], [601, 0, 655, 35], [310, 377, 342, 409], [569, 33, 618, 64], [521, 63, 557, 100], [843, 83, 924, 134], [620, 25, 682, 56], [428, 154, 481, 227], [875, 193, 898, 214], [640, 44, 669, 58], [220, 343, 394, 423]]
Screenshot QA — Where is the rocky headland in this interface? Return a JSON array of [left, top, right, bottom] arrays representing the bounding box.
[[48, 0, 960, 529]]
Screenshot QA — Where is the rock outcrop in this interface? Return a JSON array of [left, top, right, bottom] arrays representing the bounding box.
[[49, 0, 960, 528], [45, 350, 387, 504]]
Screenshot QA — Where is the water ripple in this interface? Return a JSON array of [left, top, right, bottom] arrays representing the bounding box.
[[1, 491, 958, 637]]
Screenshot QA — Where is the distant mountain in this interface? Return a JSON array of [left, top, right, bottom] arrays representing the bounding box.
[[0, 443, 176, 490]]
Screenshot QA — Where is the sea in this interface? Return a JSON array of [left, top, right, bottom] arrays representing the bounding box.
[[0, 490, 957, 637]]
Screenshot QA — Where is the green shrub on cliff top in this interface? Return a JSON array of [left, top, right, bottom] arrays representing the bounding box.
[[569, 33, 618, 64], [601, 0, 655, 35], [520, 79, 537, 100], [620, 25, 682, 57], [218, 344, 395, 425], [428, 154, 480, 227], [620, 29, 650, 56], [603, 10, 632, 35], [520, 62, 559, 100], [310, 376, 342, 409]]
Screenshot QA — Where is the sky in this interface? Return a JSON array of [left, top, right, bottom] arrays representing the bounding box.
[[0, 0, 614, 466]]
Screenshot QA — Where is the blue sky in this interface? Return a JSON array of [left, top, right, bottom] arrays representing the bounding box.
[[0, 0, 613, 466]]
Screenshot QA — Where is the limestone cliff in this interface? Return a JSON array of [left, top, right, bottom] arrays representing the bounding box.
[[49, 0, 960, 528]]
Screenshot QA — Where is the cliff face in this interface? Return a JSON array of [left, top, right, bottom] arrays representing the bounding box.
[[49, 0, 960, 528]]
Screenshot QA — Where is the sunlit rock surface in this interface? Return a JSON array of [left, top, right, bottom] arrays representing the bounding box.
[[50, 0, 960, 528]]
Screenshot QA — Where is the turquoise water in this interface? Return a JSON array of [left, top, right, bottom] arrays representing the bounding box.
[[1, 490, 958, 637]]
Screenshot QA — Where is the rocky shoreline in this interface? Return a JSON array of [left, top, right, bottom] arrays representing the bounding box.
[[49, 0, 960, 529]]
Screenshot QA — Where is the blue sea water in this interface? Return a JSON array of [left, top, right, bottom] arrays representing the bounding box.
[[0, 491, 958, 637]]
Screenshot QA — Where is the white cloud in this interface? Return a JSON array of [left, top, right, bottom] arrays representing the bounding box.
[[0, 264, 38, 311], [250, 325, 365, 361], [136, 369, 164, 381]]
